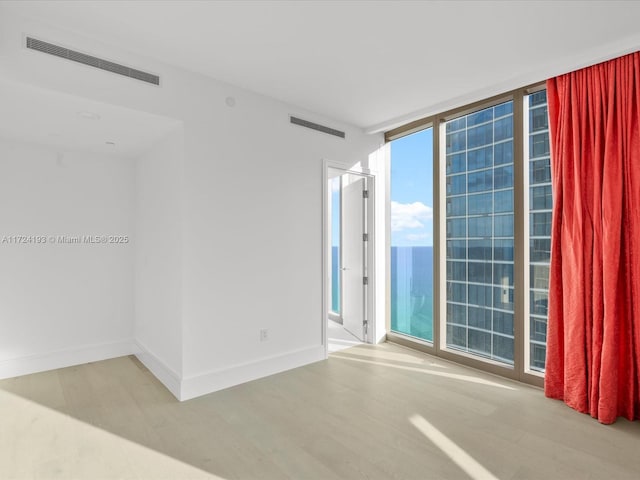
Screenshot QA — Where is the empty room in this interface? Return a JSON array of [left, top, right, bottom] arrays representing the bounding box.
[[1, 1, 639, 479]]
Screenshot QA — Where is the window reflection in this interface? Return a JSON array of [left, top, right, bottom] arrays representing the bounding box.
[[528, 90, 552, 373], [445, 101, 515, 365]]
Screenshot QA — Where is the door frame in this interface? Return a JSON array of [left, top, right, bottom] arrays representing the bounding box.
[[322, 160, 376, 359]]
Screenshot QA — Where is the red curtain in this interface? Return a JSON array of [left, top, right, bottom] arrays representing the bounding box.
[[545, 52, 640, 424]]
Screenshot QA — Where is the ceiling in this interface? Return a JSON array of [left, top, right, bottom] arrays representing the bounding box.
[[0, 78, 181, 157], [3, 1, 640, 132]]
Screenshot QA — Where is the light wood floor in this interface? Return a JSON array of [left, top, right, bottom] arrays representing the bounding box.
[[1, 342, 639, 480], [327, 319, 362, 353]]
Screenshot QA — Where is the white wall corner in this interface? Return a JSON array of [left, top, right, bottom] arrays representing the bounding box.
[[179, 345, 325, 401], [133, 340, 182, 400], [0, 339, 136, 381], [375, 142, 391, 344]]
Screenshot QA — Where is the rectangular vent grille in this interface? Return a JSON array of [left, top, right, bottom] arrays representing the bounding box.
[[290, 116, 345, 138], [26, 37, 160, 86]]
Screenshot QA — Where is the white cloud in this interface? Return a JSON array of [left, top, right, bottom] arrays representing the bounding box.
[[391, 201, 433, 232]]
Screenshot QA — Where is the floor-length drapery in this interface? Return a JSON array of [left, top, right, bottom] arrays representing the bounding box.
[[545, 52, 640, 424]]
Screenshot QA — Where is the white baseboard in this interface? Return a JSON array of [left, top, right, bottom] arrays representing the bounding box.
[[0, 340, 326, 404], [0, 339, 135, 380], [180, 345, 325, 401], [133, 340, 182, 400]]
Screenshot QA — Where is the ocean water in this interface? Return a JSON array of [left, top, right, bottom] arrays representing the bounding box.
[[331, 246, 340, 313], [331, 246, 434, 343], [391, 246, 433, 342]]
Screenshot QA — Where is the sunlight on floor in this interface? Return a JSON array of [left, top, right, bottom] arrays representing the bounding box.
[[332, 354, 517, 390], [328, 338, 362, 353], [327, 319, 362, 353], [0, 389, 224, 480], [410, 414, 499, 480], [335, 345, 450, 367]]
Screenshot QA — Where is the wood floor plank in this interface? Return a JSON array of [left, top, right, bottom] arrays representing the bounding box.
[[1, 342, 639, 479]]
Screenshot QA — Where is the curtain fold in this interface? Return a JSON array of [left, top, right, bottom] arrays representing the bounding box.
[[545, 52, 640, 424]]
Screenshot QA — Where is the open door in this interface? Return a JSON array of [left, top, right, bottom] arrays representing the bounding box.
[[341, 174, 368, 341]]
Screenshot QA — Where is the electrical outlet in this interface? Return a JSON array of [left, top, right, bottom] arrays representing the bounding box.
[[260, 328, 269, 342]]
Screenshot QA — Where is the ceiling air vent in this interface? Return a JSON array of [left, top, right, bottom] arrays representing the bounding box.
[[25, 36, 160, 86], [290, 116, 345, 138]]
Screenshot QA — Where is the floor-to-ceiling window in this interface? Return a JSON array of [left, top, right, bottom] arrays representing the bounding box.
[[386, 86, 552, 386], [444, 101, 515, 364], [390, 128, 434, 342], [526, 90, 551, 374]]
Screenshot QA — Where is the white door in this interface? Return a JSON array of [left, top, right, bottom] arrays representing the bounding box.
[[341, 175, 366, 341]]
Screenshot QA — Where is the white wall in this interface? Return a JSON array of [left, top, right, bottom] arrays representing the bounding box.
[[134, 128, 184, 396], [179, 104, 383, 399], [0, 139, 135, 378], [0, 13, 384, 398]]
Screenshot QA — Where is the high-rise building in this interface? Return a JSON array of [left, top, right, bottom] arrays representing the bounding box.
[[528, 90, 552, 372], [445, 101, 516, 364]]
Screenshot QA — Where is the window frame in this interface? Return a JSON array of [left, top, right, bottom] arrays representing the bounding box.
[[387, 124, 436, 344], [385, 84, 546, 388]]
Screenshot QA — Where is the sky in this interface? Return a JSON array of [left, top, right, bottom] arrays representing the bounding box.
[[331, 127, 433, 247], [331, 178, 341, 246], [390, 128, 433, 246]]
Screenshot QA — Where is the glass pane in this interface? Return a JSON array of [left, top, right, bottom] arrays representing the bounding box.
[[495, 214, 514, 237], [494, 165, 513, 189], [468, 123, 493, 149], [467, 108, 493, 126], [444, 101, 515, 365], [530, 212, 552, 236], [446, 196, 466, 216], [530, 158, 551, 184], [468, 170, 493, 193], [530, 132, 549, 158], [331, 177, 341, 314], [468, 239, 492, 261], [468, 193, 492, 215], [446, 174, 466, 195], [494, 117, 513, 142], [527, 90, 552, 373], [468, 217, 491, 237], [468, 285, 492, 308], [446, 131, 466, 153], [494, 239, 514, 261], [530, 185, 552, 210], [494, 140, 513, 165], [446, 117, 466, 133], [390, 128, 434, 342], [447, 240, 466, 259], [467, 147, 493, 171], [530, 238, 551, 263], [447, 218, 466, 237], [446, 153, 466, 174], [448, 281, 467, 303], [493, 310, 513, 335], [494, 102, 513, 117], [447, 261, 466, 281], [494, 189, 513, 213]]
